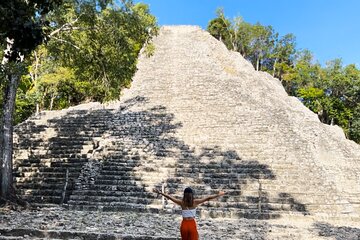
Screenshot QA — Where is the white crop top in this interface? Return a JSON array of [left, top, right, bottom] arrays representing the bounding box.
[[182, 208, 196, 218]]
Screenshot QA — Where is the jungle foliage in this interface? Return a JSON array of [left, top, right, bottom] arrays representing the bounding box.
[[2, 0, 158, 121]]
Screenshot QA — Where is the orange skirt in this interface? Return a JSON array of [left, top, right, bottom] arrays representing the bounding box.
[[180, 219, 198, 240]]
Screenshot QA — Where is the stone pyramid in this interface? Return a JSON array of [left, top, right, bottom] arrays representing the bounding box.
[[13, 26, 360, 219]]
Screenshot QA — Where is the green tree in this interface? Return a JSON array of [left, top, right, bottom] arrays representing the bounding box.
[[271, 33, 296, 80], [321, 60, 359, 136], [235, 21, 253, 58], [248, 23, 277, 71], [207, 8, 233, 49], [284, 49, 322, 95], [0, 0, 63, 199], [32, 0, 158, 105], [297, 86, 325, 114], [350, 106, 360, 143]]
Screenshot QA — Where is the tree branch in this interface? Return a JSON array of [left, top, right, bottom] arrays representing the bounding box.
[[49, 17, 80, 37], [51, 36, 80, 50]]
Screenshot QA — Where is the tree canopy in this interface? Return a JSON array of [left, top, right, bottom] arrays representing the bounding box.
[[10, 0, 158, 116]]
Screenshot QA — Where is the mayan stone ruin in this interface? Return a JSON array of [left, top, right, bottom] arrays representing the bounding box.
[[2, 26, 360, 239]]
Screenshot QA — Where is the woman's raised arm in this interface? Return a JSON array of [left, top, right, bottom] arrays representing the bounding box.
[[194, 191, 225, 206], [153, 188, 183, 206]]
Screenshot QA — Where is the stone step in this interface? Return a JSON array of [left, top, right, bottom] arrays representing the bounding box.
[[172, 167, 275, 175], [67, 200, 157, 212], [53, 125, 109, 130], [55, 133, 103, 138], [48, 136, 94, 141], [16, 177, 70, 184], [69, 186, 307, 209], [202, 200, 306, 212], [101, 161, 141, 167], [46, 147, 86, 152], [13, 158, 42, 164], [71, 188, 236, 198], [51, 120, 112, 125], [0, 236, 26, 240], [133, 175, 266, 185], [94, 175, 142, 182], [43, 149, 83, 155], [110, 159, 161, 166], [56, 138, 94, 144], [94, 173, 142, 181], [76, 184, 148, 192], [69, 195, 155, 205], [15, 146, 84, 152], [101, 165, 138, 171], [49, 121, 111, 126], [15, 154, 88, 160], [14, 140, 46, 146], [56, 157, 89, 162], [14, 157, 83, 165], [15, 161, 87, 169], [20, 195, 63, 204], [70, 189, 155, 197], [16, 166, 83, 173], [13, 163, 43, 168], [49, 161, 88, 168], [83, 183, 148, 192], [16, 182, 71, 189], [52, 126, 109, 130], [80, 178, 141, 185], [87, 178, 237, 189], [0, 228, 177, 240], [198, 207, 285, 219], [68, 202, 285, 219], [97, 170, 142, 176], [17, 189, 64, 196], [15, 171, 78, 178], [92, 179, 146, 186]]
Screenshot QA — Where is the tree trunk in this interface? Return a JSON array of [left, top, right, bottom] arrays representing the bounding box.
[[36, 103, 40, 115], [272, 58, 278, 77], [0, 95, 3, 195], [1, 71, 19, 198], [256, 57, 260, 71], [50, 93, 55, 111], [29, 50, 39, 82]]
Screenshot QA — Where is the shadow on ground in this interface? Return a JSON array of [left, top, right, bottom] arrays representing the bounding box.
[[314, 222, 360, 240]]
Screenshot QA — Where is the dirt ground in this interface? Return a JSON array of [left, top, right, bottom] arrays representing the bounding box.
[[1, 206, 360, 239]]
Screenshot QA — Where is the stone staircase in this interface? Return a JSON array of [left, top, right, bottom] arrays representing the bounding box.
[[12, 26, 360, 220], [13, 100, 308, 219], [13, 105, 112, 204]]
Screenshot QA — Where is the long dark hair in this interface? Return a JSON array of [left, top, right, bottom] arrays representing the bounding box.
[[183, 187, 194, 208]]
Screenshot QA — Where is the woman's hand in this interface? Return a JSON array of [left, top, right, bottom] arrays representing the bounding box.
[[153, 188, 161, 194], [218, 191, 225, 196]]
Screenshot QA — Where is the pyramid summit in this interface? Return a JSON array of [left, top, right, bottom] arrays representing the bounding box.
[[13, 25, 360, 221]]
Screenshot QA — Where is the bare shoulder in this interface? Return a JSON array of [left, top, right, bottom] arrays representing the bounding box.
[[193, 199, 204, 206]]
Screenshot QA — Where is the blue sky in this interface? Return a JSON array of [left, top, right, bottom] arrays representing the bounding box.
[[134, 0, 360, 67]]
